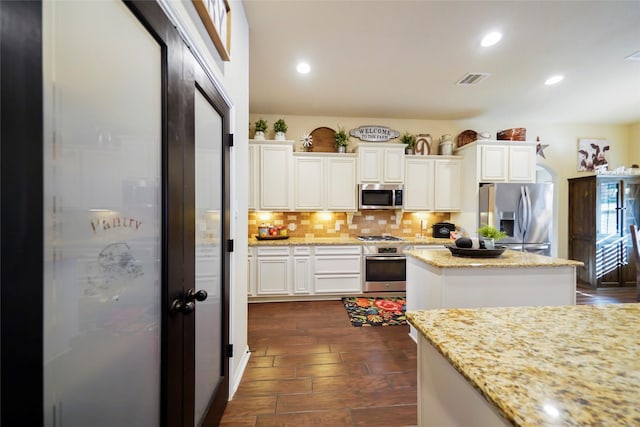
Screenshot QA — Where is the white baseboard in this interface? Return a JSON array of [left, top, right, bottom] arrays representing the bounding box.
[[229, 344, 251, 400]]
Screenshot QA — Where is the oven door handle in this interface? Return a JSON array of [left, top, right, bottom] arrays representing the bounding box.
[[365, 256, 406, 261]]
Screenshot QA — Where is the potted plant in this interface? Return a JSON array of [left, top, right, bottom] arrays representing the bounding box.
[[254, 118, 268, 140], [478, 224, 508, 249], [335, 126, 349, 153], [400, 132, 417, 154], [273, 118, 288, 141]]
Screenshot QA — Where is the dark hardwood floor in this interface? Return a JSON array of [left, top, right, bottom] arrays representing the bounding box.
[[221, 286, 637, 426]]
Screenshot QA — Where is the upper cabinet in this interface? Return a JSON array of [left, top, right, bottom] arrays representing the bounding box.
[[293, 153, 357, 211], [250, 140, 294, 211], [404, 156, 462, 212], [476, 142, 537, 183], [355, 143, 405, 184]]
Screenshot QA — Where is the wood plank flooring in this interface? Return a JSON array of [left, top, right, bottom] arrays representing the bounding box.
[[221, 286, 637, 426]]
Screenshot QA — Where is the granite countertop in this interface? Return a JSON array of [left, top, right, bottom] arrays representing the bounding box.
[[406, 247, 583, 268], [248, 236, 451, 246], [407, 304, 640, 426]]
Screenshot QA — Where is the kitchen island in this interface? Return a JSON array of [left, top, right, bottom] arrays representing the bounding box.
[[406, 304, 640, 426], [406, 248, 583, 340]]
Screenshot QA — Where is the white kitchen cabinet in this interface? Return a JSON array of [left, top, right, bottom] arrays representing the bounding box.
[[313, 246, 362, 293], [293, 153, 357, 211], [293, 155, 324, 210], [356, 143, 405, 184], [451, 140, 537, 237], [404, 157, 435, 211], [326, 156, 357, 210], [250, 140, 295, 211], [255, 246, 290, 295], [292, 246, 312, 294], [480, 145, 508, 182], [404, 156, 462, 212], [248, 143, 258, 210], [434, 158, 462, 211], [478, 142, 536, 183], [247, 247, 255, 296], [508, 145, 537, 182]]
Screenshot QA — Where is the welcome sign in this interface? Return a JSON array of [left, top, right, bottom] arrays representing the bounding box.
[[349, 125, 400, 142]]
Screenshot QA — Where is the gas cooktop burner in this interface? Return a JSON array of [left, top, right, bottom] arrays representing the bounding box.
[[357, 235, 404, 242]]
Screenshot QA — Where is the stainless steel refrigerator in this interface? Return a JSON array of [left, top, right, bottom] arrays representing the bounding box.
[[479, 183, 553, 255]]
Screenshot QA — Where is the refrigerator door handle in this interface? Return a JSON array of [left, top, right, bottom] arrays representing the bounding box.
[[519, 185, 527, 239], [524, 185, 533, 240]]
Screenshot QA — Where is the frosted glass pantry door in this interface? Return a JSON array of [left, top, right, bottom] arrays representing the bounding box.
[[43, 1, 161, 426], [193, 90, 223, 425]]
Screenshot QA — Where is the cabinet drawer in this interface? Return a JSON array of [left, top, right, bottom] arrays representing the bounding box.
[[293, 246, 311, 256], [257, 246, 290, 256], [314, 274, 361, 293], [314, 246, 361, 256], [315, 255, 361, 274]]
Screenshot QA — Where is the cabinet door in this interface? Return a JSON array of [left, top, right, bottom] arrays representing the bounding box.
[[404, 158, 434, 211], [248, 144, 258, 210], [480, 145, 507, 182], [327, 157, 357, 210], [293, 257, 312, 294], [260, 144, 292, 210], [247, 249, 255, 296], [294, 156, 324, 210], [256, 257, 290, 295], [358, 146, 382, 182], [434, 159, 462, 211], [508, 145, 536, 182], [384, 147, 405, 183]]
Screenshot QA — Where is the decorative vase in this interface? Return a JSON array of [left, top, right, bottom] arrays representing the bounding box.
[[254, 130, 265, 140], [275, 131, 286, 141], [337, 146, 347, 153], [480, 238, 495, 249], [406, 148, 415, 155]]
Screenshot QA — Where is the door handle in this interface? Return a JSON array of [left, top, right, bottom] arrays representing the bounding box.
[[170, 288, 208, 315], [170, 299, 195, 315], [186, 288, 208, 302]]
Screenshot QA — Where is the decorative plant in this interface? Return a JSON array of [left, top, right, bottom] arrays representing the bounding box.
[[254, 118, 268, 133], [478, 224, 508, 240], [273, 118, 288, 133], [400, 132, 417, 149], [335, 126, 349, 147]]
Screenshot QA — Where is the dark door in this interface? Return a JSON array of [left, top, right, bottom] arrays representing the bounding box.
[[1, 1, 230, 425]]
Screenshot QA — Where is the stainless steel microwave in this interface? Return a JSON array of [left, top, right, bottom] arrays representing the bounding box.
[[358, 184, 403, 210]]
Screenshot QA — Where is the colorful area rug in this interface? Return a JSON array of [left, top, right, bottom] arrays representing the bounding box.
[[342, 297, 407, 327]]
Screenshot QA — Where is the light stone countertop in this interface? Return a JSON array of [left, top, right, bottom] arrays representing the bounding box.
[[406, 247, 584, 268], [247, 236, 451, 246], [407, 304, 640, 427]]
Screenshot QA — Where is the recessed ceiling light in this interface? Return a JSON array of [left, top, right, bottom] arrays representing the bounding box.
[[296, 62, 311, 74], [481, 31, 502, 47], [545, 75, 564, 85]]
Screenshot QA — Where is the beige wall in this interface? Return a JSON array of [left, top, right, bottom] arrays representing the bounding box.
[[250, 113, 640, 258]]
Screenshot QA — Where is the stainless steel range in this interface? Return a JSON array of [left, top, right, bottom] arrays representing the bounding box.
[[357, 235, 408, 292]]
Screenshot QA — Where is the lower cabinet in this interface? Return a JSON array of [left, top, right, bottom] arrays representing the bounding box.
[[251, 245, 362, 299], [256, 247, 291, 295], [314, 246, 362, 293], [292, 246, 312, 294]]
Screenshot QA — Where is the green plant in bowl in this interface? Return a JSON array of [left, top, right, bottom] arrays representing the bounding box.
[[273, 118, 287, 133], [478, 224, 508, 240], [400, 132, 416, 149]]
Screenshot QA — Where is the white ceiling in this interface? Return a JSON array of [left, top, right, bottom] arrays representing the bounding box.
[[242, 0, 640, 125]]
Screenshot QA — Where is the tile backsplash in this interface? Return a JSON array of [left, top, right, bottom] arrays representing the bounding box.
[[248, 211, 451, 239]]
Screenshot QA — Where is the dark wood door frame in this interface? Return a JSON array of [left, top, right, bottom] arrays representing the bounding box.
[[0, 1, 44, 425], [0, 1, 230, 425]]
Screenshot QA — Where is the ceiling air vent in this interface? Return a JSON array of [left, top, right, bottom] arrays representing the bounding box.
[[456, 73, 490, 85]]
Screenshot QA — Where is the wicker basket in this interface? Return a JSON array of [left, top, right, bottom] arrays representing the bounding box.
[[496, 128, 526, 141]]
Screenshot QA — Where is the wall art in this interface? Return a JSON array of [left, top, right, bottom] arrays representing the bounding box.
[[577, 138, 609, 172]]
